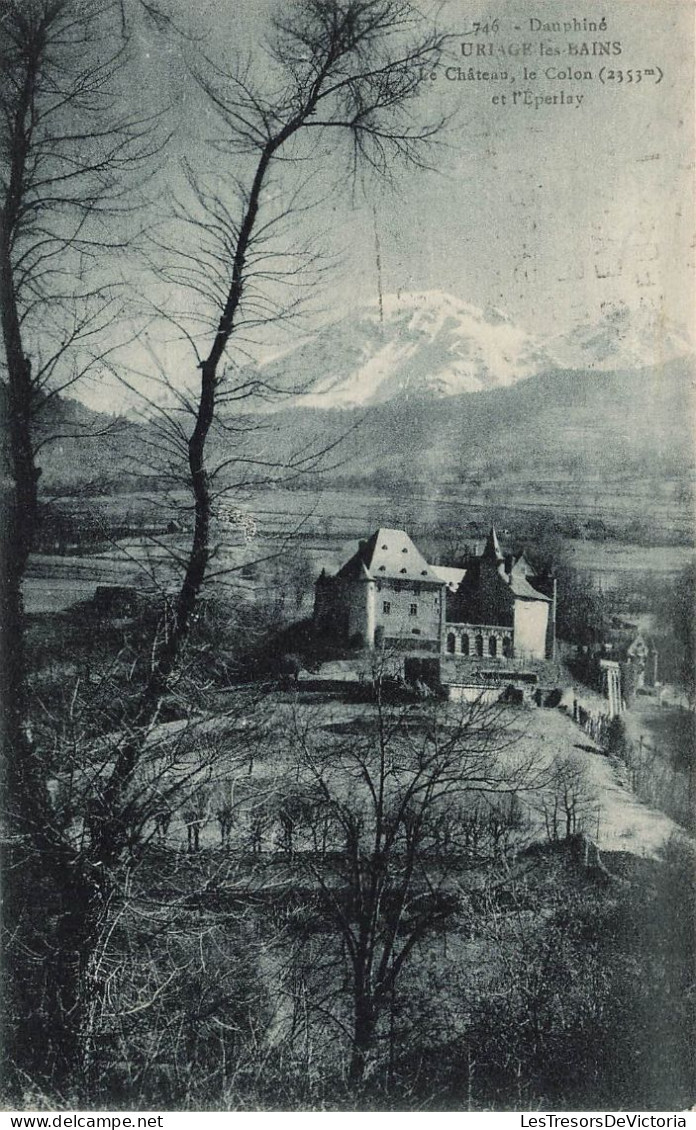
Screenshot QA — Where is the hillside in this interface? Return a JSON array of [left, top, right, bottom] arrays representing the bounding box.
[[25, 397, 156, 494], [18, 293, 693, 504], [228, 357, 695, 489], [27, 358, 695, 530]]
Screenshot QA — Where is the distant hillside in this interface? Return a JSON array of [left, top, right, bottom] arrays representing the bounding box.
[[7, 292, 692, 506], [551, 304, 692, 372], [224, 357, 695, 489], [27, 397, 151, 494], [22, 358, 695, 536]]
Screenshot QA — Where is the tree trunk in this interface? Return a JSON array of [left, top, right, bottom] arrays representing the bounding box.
[[349, 997, 377, 1083], [4, 852, 107, 1095], [1, 212, 52, 1098]]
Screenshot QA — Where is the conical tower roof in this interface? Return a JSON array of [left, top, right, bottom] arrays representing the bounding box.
[[481, 526, 503, 563]]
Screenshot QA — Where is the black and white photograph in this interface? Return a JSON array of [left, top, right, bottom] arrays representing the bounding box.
[[1, 0, 694, 1114]]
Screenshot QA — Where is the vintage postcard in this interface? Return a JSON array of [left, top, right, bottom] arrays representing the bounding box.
[[1, 0, 694, 1114]]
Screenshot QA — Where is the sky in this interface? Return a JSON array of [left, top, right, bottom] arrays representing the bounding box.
[[368, 0, 693, 338], [328, 0, 693, 338], [84, 0, 695, 411]]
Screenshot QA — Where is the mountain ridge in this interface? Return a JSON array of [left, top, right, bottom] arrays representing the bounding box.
[[253, 291, 693, 412], [16, 324, 694, 515], [250, 357, 694, 489]]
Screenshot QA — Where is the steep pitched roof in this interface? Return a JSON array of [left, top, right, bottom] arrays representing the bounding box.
[[431, 565, 466, 592], [337, 528, 442, 584], [509, 552, 535, 577], [504, 568, 551, 601], [477, 531, 549, 601]]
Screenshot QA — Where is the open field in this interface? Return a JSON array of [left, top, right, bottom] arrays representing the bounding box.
[[44, 481, 696, 542], [26, 483, 695, 614], [562, 538, 696, 591]]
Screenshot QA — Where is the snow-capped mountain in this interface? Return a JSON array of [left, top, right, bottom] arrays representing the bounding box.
[[260, 291, 559, 409], [252, 292, 693, 412], [551, 303, 693, 372]]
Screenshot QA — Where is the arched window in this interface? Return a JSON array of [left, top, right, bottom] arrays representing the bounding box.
[[461, 634, 470, 656], [475, 635, 484, 657], [446, 633, 456, 654], [503, 635, 513, 658], [489, 636, 498, 657]]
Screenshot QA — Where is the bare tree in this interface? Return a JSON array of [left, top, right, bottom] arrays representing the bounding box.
[[86, 0, 451, 966], [0, 0, 168, 1091], [1, 0, 159, 616], [120, 0, 450, 707], [540, 754, 596, 844], [2, 0, 450, 1095], [284, 676, 540, 1082]]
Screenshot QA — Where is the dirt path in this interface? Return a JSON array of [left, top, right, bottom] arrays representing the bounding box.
[[519, 708, 681, 858]]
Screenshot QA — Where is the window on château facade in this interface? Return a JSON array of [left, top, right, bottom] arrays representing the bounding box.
[[447, 633, 456, 654], [410, 603, 418, 616], [475, 635, 484, 657], [489, 636, 498, 657], [461, 634, 470, 655], [383, 601, 391, 614]]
